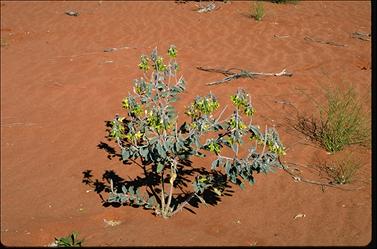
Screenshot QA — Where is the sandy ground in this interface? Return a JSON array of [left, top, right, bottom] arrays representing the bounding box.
[[1, 1, 372, 246]]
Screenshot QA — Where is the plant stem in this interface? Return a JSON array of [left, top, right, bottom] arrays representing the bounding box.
[[160, 172, 166, 212], [218, 154, 233, 161], [164, 162, 177, 217], [260, 125, 268, 157], [216, 105, 228, 123], [235, 109, 239, 158], [164, 180, 174, 218], [168, 58, 172, 87]]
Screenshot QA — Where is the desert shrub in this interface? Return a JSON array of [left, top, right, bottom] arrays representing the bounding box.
[[317, 155, 361, 185], [52, 231, 83, 247], [1, 38, 8, 47], [104, 45, 285, 218], [251, 1, 265, 21], [296, 85, 370, 153]]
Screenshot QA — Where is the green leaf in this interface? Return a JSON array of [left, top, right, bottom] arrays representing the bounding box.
[[231, 143, 238, 153], [121, 148, 130, 161], [59, 238, 70, 244], [139, 147, 149, 158], [156, 143, 166, 157], [157, 163, 164, 173], [163, 140, 173, 152], [211, 159, 219, 170], [225, 160, 231, 174], [248, 177, 255, 185], [249, 124, 263, 140], [147, 196, 156, 206], [122, 185, 127, 193], [120, 195, 129, 203], [128, 186, 135, 195], [239, 182, 245, 190]]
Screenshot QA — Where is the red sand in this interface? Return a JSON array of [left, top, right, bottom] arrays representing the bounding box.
[[1, 1, 371, 246]]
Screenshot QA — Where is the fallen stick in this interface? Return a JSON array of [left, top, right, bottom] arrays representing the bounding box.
[[351, 31, 371, 41], [0, 122, 38, 127], [273, 34, 290, 39], [304, 36, 346, 47], [278, 158, 364, 191], [197, 66, 293, 86], [196, 2, 216, 13]]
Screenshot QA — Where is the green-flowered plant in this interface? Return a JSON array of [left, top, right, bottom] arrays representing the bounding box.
[[53, 231, 83, 247], [104, 45, 285, 219]]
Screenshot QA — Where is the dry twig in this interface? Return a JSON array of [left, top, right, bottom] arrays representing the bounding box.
[[274, 34, 290, 39], [197, 66, 293, 85], [351, 31, 371, 41], [0, 122, 38, 127], [278, 158, 364, 191], [196, 2, 216, 13], [304, 36, 346, 47]]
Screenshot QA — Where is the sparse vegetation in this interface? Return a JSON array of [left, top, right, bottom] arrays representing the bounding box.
[[317, 154, 361, 185], [251, 1, 265, 21], [52, 231, 83, 247], [296, 85, 370, 153]]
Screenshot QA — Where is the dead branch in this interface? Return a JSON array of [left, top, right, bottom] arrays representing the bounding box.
[[273, 34, 290, 39], [0, 122, 38, 127], [197, 66, 293, 86], [351, 31, 371, 41], [304, 36, 346, 47], [196, 2, 216, 13], [278, 158, 364, 191]]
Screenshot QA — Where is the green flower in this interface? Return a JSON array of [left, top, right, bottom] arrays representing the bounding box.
[[138, 55, 149, 72], [168, 45, 177, 58], [155, 57, 167, 71]]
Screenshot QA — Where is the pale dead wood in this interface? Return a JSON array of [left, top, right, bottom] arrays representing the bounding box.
[[197, 66, 293, 86], [304, 36, 346, 47], [196, 2, 216, 13], [274, 34, 290, 39], [0, 122, 38, 127], [351, 31, 371, 41]]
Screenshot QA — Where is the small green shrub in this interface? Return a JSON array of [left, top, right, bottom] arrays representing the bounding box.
[[317, 155, 361, 185], [102, 45, 285, 219], [251, 1, 265, 21], [53, 231, 83, 247], [296, 85, 370, 153], [1, 38, 8, 47]]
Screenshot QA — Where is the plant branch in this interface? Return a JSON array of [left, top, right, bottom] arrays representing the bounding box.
[[160, 172, 166, 211], [197, 66, 293, 86], [278, 158, 364, 191]]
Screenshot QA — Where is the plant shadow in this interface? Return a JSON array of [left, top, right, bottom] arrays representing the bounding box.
[[83, 140, 234, 216]]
